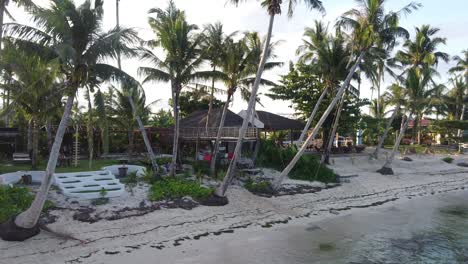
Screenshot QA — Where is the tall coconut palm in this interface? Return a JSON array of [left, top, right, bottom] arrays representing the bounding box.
[[449, 50, 468, 137], [114, 0, 159, 175], [209, 34, 280, 176], [396, 25, 449, 71], [201, 23, 235, 132], [0, 43, 62, 169], [0, 0, 140, 241], [377, 67, 435, 174], [215, 0, 325, 197], [139, 1, 210, 176], [295, 21, 346, 145], [372, 83, 406, 159], [0, 0, 36, 126], [272, 0, 419, 190]]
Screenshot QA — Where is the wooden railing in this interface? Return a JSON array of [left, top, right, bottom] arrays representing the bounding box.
[[179, 127, 258, 140]]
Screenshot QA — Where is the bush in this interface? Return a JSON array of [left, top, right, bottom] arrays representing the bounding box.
[[442, 156, 454, 164], [244, 178, 274, 194], [192, 160, 210, 176], [256, 140, 337, 183], [148, 178, 213, 202], [0, 186, 53, 224]]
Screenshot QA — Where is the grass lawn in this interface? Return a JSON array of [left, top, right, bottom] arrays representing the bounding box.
[[0, 159, 124, 174]]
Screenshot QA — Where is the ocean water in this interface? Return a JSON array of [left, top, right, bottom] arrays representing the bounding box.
[[158, 191, 468, 264]]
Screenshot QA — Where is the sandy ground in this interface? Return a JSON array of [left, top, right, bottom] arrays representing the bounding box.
[[1, 152, 468, 264]]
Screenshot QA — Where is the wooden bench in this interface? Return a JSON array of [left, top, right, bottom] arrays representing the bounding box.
[[13, 153, 31, 163]]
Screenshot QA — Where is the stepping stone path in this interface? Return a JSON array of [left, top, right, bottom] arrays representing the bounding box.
[[53, 170, 124, 200]]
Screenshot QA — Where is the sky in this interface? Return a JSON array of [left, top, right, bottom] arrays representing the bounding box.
[[6, 0, 468, 118]]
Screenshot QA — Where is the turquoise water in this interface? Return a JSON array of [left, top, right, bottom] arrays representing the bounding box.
[[305, 192, 468, 264], [159, 191, 468, 264]]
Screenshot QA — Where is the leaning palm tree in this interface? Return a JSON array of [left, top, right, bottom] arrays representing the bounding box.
[[271, 0, 419, 190], [372, 83, 406, 159], [139, 1, 209, 176], [114, 0, 159, 175], [0, 0, 140, 241], [215, 0, 325, 198], [377, 67, 435, 174]]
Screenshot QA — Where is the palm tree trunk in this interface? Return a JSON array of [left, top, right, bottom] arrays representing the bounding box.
[[46, 118, 53, 152], [252, 105, 261, 165], [321, 92, 346, 164], [206, 66, 216, 133], [27, 119, 32, 157], [210, 93, 231, 176], [413, 115, 419, 144], [128, 96, 160, 176], [272, 52, 364, 190], [102, 121, 109, 155], [14, 95, 75, 229], [128, 128, 134, 160], [373, 104, 399, 159], [87, 89, 93, 169], [378, 113, 412, 175], [31, 119, 39, 170], [169, 85, 180, 177], [296, 87, 328, 146], [215, 14, 275, 197], [0, 0, 4, 50]]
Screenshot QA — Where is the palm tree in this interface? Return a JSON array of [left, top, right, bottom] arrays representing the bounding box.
[[295, 21, 348, 145], [0, 0, 140, 241], [139, 1, 209, 176], [110, 85, 156, 160], [85, 88, 95, 168], [215, 0, 325, 197], [272, 0, 419, 189], [449, 50, 468, 137], [114, 0, 159, 175], [372, 83, 405, 159], [377, 67, 435, 174], [0, 42, 62, 169], [201, 23, 235, 132], [94, 88, 109, 155], [396, 25, 449, 70], [209, 33, 280, 176]]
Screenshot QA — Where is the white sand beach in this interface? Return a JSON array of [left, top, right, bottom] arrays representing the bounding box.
[[1, 153, 468, 264]]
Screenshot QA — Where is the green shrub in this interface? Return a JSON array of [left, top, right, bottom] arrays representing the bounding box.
[[0, 186, 53, 224], [192, 160, 210, 176], [244, 178, 273, 194], [148, 178, 213, 202], [442, 156, 454, 164], [256, 140, 337, 183]]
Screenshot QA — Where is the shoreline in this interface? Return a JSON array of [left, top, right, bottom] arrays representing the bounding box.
[[1, 153, 468, 264]]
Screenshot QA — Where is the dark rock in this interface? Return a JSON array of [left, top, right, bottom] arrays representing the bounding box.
[[457, 162, 468, 167], [402, 157, 413, 162], [0, 216, 40, 241], [377, 166, 394, 175], [199, 194, 229, 206]]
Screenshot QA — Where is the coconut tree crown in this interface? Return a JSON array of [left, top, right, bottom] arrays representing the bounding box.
[[3, 0, 140, 93], [229, 0, 324, 17]]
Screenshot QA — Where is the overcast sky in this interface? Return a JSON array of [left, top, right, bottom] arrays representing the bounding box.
[[7, 0, 468, 117]]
